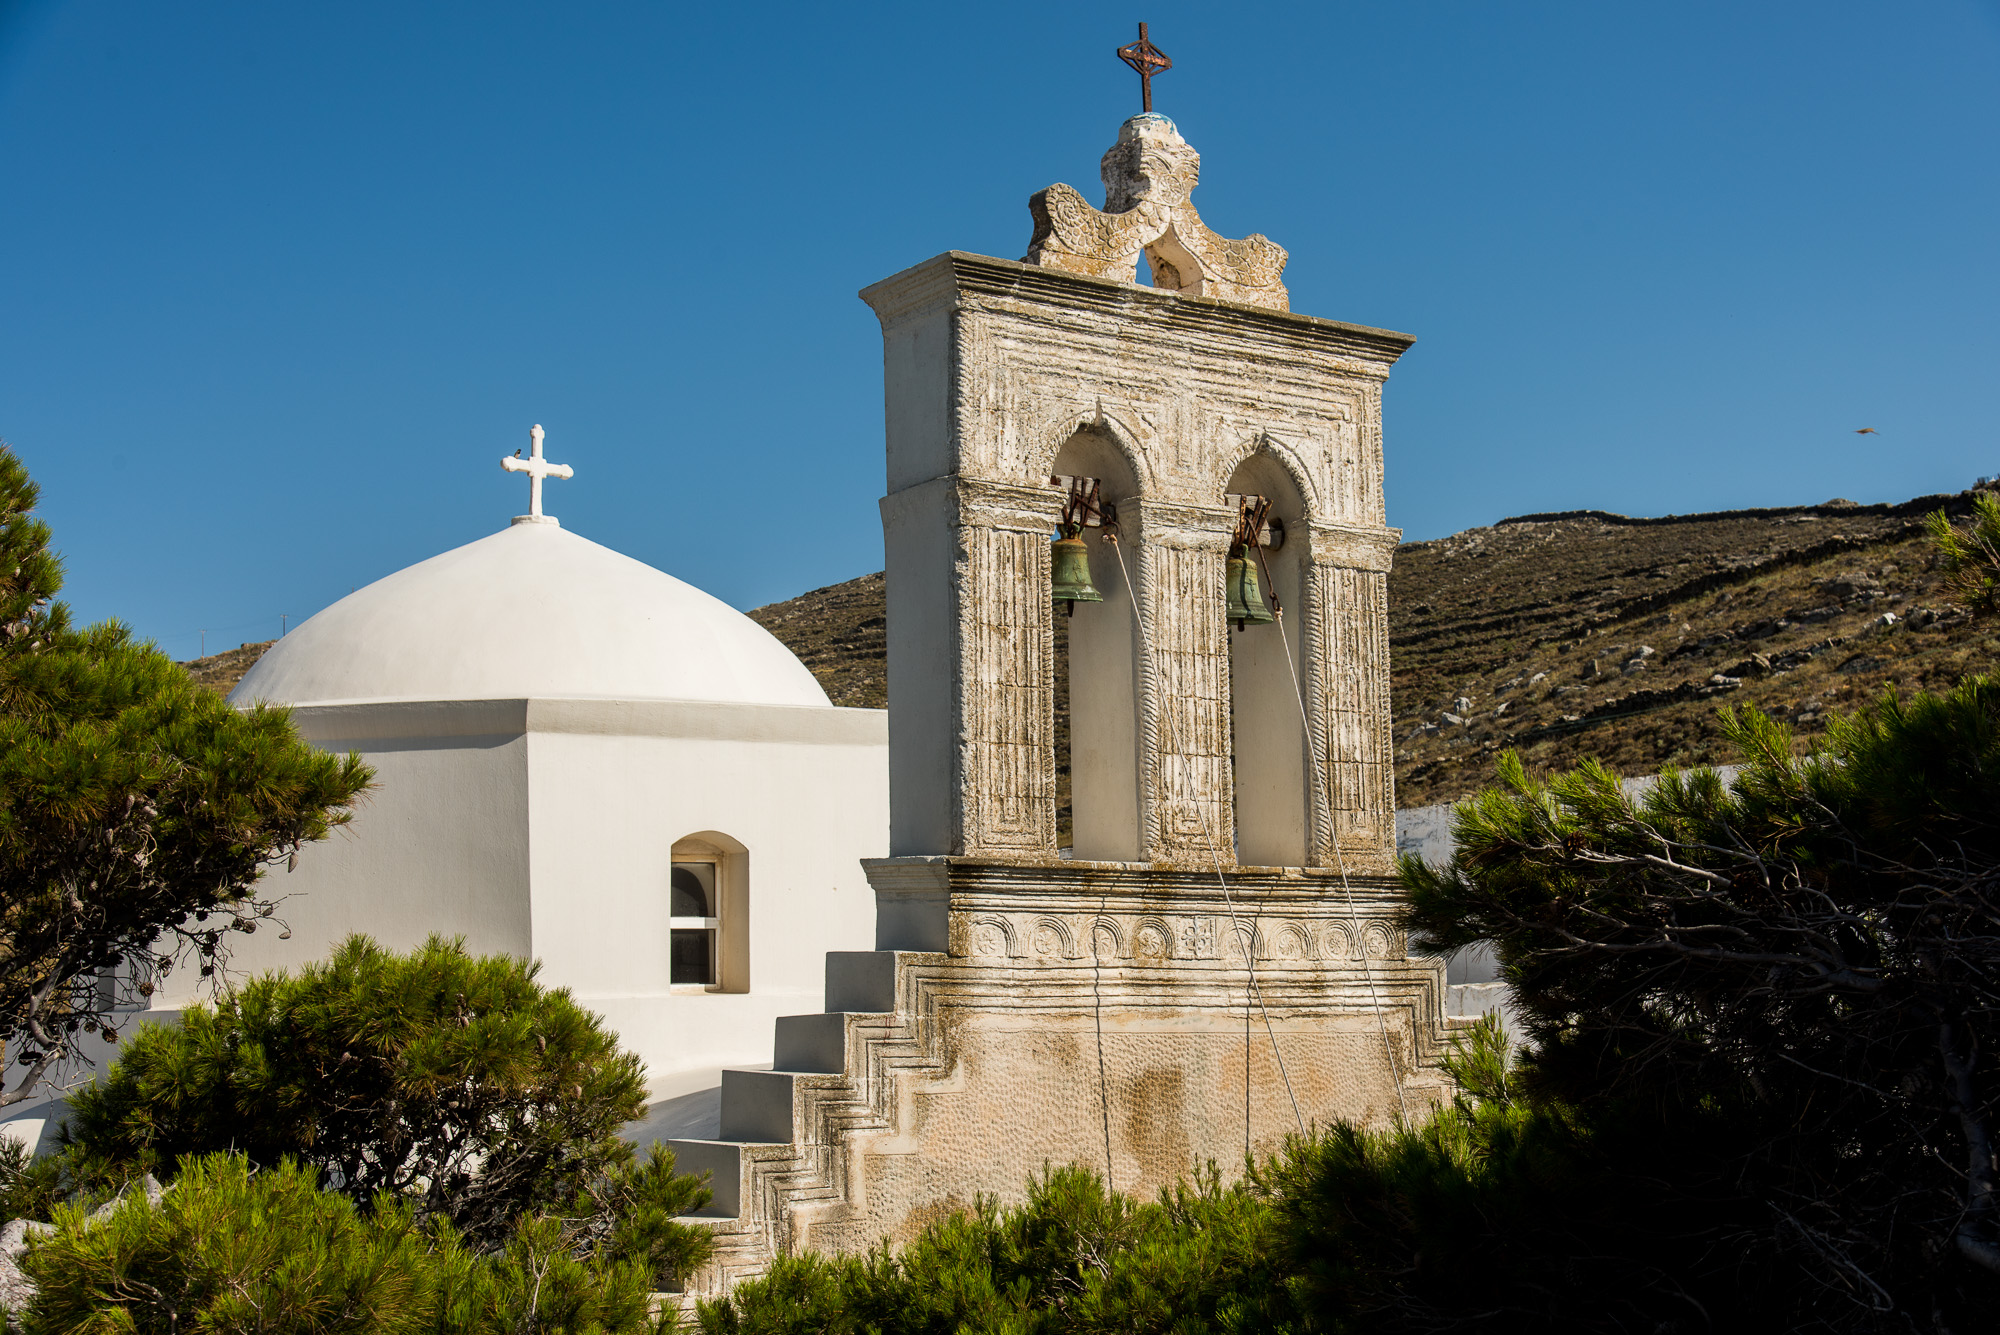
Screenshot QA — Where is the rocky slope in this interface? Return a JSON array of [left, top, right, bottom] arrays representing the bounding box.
[[1385, 493, 1990, 804], [179, 639, 273, 698], [182, 488, 1998, 810], [745, 572, 886, 710]]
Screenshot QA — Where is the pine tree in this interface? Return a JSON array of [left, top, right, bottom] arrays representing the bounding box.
[[19, 1154, 684, 1334], [60, 934, 711, 1268], [1926, 491, 2000, 617], [0, 442, 371, 1106]]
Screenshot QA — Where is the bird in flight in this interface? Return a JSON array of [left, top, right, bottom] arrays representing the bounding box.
[[1855, 428, 1878, 435]]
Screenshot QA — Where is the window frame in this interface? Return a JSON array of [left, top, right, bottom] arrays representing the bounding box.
[[669, 833, 749, 994], [669, 860, 721, 989]]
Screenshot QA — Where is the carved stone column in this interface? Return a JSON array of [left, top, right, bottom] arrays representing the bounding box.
[[1130, 499, 1236, 863], [957, 480, 1063, 858], [1302, 525, 1400, 865]]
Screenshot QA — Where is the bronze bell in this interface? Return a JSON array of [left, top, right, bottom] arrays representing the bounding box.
[[1225, 545, 1276, 629], [1051, 528, 1104, 615]]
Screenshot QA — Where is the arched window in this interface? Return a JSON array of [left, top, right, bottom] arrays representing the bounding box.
[[670, 833, 748, 992], [669, 863, 719, 985]]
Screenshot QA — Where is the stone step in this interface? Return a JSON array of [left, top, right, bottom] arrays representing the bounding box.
[[718, 1068, 798, 1143], [666, 1139, 745, 1219], [773, 1012, 852, 1073], [668, 950, 925, 1280], [824, 950, 898, 1013]]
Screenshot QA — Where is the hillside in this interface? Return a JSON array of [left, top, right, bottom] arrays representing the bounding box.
[[744, 571, 887, 710], [1384, 492, 1989, 804], [179, 639, 274, 698], [182, 488, 1999, 810]]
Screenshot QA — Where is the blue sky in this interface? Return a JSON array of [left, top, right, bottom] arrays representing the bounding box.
[[3, 1, 1996, 660]]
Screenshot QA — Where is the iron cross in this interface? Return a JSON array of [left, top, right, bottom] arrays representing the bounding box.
[[1116, 23, 1172, 113]]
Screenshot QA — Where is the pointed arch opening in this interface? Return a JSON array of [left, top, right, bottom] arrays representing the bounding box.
[[1050, 428, 1142, 861], [1223, 453, 1310, 867]]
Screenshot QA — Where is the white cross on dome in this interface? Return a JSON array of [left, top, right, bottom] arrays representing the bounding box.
[[502, 424, 574, 524]]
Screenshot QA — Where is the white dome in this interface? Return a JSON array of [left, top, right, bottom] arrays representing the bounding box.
[[231, 520, 831, 709]]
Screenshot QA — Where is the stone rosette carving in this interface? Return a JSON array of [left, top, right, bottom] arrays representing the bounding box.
[[948, 906, 1405, 968], [1026, 114, 1290, 311]]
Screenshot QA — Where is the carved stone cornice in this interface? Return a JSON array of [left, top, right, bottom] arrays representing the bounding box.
[[1128, 497, 1235, 551], [867, 855, 1402, 903], [862, 253, 1415, 374], [956, 476, 1062, 535], [1308, 523, 1403, 574], [856, 254, 965, 328], [866, 856, 1419, 969]]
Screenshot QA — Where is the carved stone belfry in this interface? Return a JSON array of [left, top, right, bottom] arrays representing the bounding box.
[[669, 118, 1449, 1295], [1026, 114, 1290, 310], [863, 147, 1409, 881]]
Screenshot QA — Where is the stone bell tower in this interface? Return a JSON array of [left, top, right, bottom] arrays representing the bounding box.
[[864, 112, 1411, 908], [672, 112, 1448, 1293]]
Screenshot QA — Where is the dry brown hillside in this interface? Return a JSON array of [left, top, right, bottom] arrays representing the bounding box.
[[746, 572, 886, 710], [184, 488, 1999, 811], [1386, 493, 1993, 804], [742, 489, 1998, 813], [179, 640, 274, 698]]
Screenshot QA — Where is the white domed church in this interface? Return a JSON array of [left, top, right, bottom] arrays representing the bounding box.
[[206, 430, 888, 1129]]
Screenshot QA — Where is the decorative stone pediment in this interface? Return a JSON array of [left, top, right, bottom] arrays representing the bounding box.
[[1025, 114, 1289, 311]]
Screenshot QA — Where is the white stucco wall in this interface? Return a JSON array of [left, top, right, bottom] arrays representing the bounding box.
[[148, 696, 887, 1094], [520, 698, 887, 1081], [154, 699, 536, 1007]]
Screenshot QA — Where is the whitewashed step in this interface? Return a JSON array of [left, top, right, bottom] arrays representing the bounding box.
[[666, 1138, 744, 1218], [718, 1068, 797, 1143], [773, 1012, 851, 1073], [824, 951, 898, 1013]]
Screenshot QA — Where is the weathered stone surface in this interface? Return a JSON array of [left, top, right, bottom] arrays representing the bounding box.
[[0, 1217, 54, 1321], [676, 862, 1451, 1292], [1026, 114, 1290, 311], [862, 251, 1410, 868]]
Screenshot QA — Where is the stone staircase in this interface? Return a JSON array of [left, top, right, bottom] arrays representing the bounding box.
[[661, 861, 1456, 1298], [667, 949, 946, 1292]]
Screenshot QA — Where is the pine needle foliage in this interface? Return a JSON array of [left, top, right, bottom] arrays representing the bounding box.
[[1926, 492, 2000, 617], [0, 1138, 70, 1228], [1400, 679, 2000, 1327], [14, 1153, 681, 1335], [0, 442, 372, 1107], [0, 446, 62, 648], [694, 1163, 1283, 1335], [58, 935, 712, 1274]]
